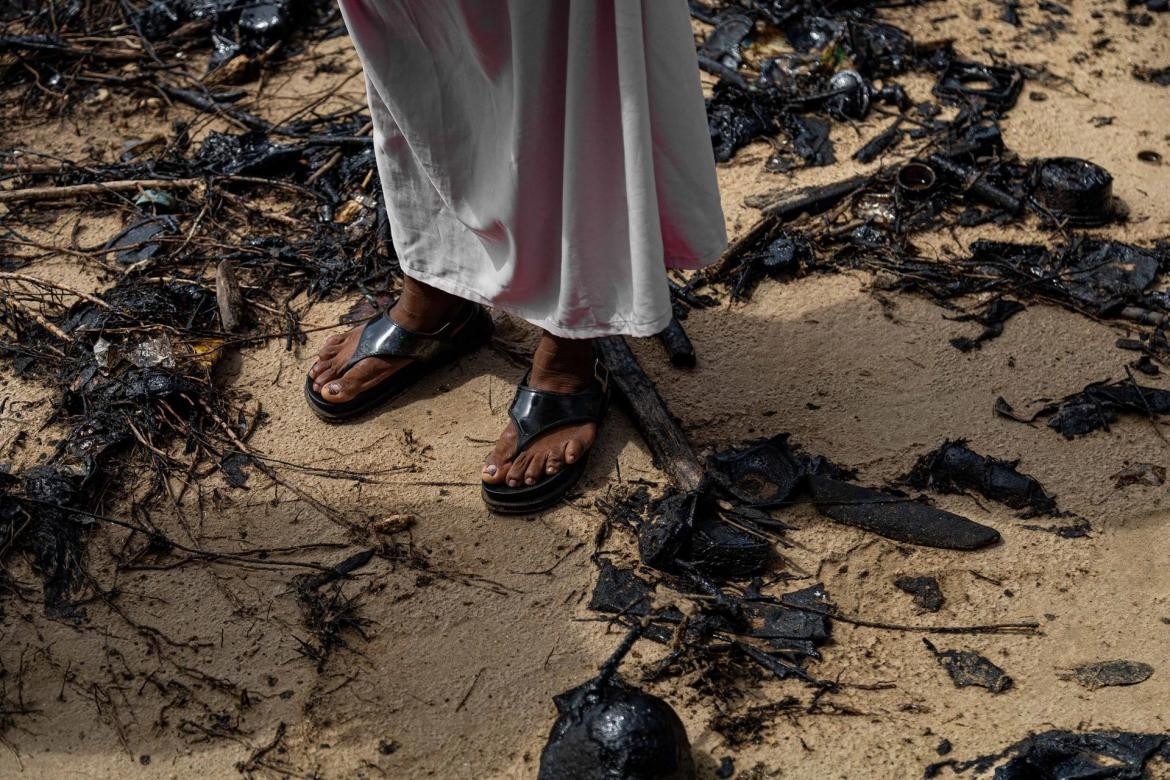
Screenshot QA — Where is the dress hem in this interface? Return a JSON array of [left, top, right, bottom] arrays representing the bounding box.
[[399, 243, 725, 339]]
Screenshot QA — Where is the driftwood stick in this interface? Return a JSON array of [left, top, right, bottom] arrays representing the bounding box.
[[656, 317, 696, 368], [698, 173, 874, 285], [0, 178, 202, 203], [759, 173, 873, 219], [595, 337, 703, 491], [215, 260, 244, 332]]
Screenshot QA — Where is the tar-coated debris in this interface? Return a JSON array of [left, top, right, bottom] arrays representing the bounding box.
[[923, 639, 1013, 693], [1068, 660, 1154, 690], [905, 440, 1057, 515], [134, 0, 319, 71], [539, 631, 695, 780], [808, 475, 1001, 550], [703, 434, 999, 550], [926, 730, 1169, 779], [970, 238, 1163, 314], [1113, 463, 1166, 488], [706, 434, 807, 508], [948, 298, 1026, 352], [589, 533, 832, 683], [1134, 64, 1170, 85], [195, 130, 304, 176], [104, 216, 180, 265], [895, 576, 945, 612], [726, 235, 815, 301], [538, 676, 695, 780], [934, 61, 1024, 109], [689, 516, 772, 580], [1029, 157, 1122, 227], [996, 379, 1170, 438]]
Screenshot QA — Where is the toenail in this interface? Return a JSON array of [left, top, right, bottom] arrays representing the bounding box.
[[326, 383, 340, 395], [508, 479, 518, 486], [525, 477, 535, 485], [484, 464, 497, 475], [546, 465, 556, 473]]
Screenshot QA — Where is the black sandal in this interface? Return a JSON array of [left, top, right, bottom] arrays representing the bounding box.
[[304, 301, 492, 421], [482, 360, 610, 514]]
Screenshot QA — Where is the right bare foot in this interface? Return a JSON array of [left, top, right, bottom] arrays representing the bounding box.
[[481, 334, 599, 488], [308, 277, 463, 403]]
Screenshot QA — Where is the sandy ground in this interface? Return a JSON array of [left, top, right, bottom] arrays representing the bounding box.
[[3, 1, 1170, 778]]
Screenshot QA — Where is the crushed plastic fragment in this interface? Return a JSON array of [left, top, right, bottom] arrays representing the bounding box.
[[895, 576, 945, 612], [923, 638, 1013, 693]]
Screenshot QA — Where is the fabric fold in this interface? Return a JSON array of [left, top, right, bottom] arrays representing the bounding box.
[[338, 0, 727, 338]]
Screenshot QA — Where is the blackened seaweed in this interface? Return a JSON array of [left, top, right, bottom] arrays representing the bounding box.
[[969, 238, 1164, 313], [905, 439, 1057, 515], [999, 379, 1170, 438], [194, 130, 304, 176], [948, 298, 1026, 352], [727, 235, 814, 301], [707, 81, 779, 163], [539, 676, 696, 780], [927, 731, 1168, 779], [934, 61, 1024, 109], [923, 639, 1013, 693], [808, 474, 1001, 550]]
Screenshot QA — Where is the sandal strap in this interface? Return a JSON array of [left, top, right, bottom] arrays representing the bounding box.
[[507, 360, 610, 458], [341, 302, 477, 375]]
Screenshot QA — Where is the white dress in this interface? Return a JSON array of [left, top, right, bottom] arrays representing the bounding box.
[[338, 0, 727, 338]]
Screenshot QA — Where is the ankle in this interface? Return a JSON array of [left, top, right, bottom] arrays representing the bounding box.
[[530, 334, 594, 391], [390, 277, 462, 332]]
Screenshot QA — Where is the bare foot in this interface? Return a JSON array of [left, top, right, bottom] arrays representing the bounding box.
[[308, 277, 463, 403], [482, 334, 597, 487]]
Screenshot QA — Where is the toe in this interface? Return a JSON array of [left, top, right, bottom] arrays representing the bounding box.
[[506, 452, 532, 487], [317, 334, 347, 359], [545, 443, 567, 475], [564, 438, 582, 465], [312, 362, 340, 392], [321, 377, 354, 402], [524, 451, 548, 486], [482, 424, 516, 485], [482, 456, 512, 485]]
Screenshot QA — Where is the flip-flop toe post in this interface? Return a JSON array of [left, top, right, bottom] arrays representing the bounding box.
[[304, 301, 491, 421], [482, 361, 610, 514]]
